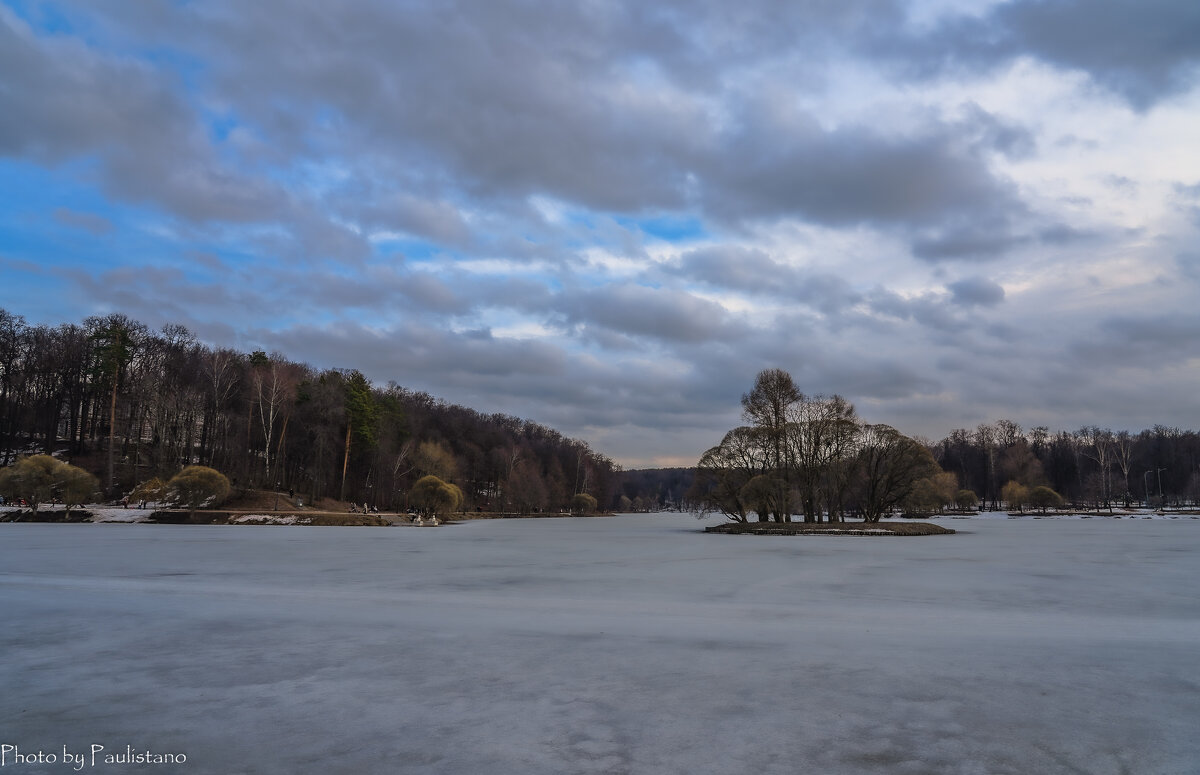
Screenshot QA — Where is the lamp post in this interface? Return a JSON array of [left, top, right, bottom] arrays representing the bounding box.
[[1144, 470, 1153, 507], [1157, 467, 1166, 505]]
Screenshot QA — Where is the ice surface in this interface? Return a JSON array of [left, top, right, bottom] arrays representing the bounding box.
[[1, 514, 1198, 774]]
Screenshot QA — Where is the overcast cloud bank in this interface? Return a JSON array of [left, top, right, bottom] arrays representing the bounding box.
[[1, 1, 1199, 465]]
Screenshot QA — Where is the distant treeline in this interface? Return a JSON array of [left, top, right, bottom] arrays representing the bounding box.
[[0, 309, 617, 511], [614, 467, 696, 512], [931, 421, 1200, 509]]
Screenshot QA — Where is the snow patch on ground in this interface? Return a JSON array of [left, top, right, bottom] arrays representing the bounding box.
[[232, 514, 313, 525], [89, 507, 154, 523]]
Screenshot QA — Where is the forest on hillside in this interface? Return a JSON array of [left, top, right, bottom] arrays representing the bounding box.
[[0, 310, 617, 512]]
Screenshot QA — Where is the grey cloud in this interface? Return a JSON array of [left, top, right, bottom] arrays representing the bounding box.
[[265, 321, 568, 384], [396, 272, 472, 315], [262, 264, 474, 317], [56, 263, 250, 332], [287, 209, 373, 263], [1102, 314, 1200, 353], [1038, 224, 1096, 245], [739, 325, 943, 403], [663, 246, 862, 313], [1176, 253, 1200, 281], [52, 207, 113, 235], [1105, 175, 1138, 192], [947, 277, 1005, 307], [912, 217, 1097, 262], [176, 2, 706, 214], [185, 251, 229, 273], [574, 328, 642, 353], [1070, 313, 1200, 369], [831, 359, 942, 402], [859, 286, 991, 333], [994, 0, 1200, 109], [560, 284, 739, 345], [895, 0, 1200, 109], [0, 9, 282, 223], [702, 106, 1024, 228], [383, 196, 472, 247], [912, 226, 1028, 262], [866, 289, 918, 321], [958, 103, 1037, 161], [1174, 182, 1200, 200], [345, 190, 473, 248], [49, 1, 1023, 236]]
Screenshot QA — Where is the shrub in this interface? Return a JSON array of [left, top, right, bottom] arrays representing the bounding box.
[[410, 475, 463, 519], [1001, 480, 1029, 513], [0, 455, 96, 515], [570, 492, 598, 515], [167, 466, 231, 517], [1028, 485, 1065, 513], [59, 464, 99, 516], [955, 489, 979, 511], [129, 477, 168, 507]]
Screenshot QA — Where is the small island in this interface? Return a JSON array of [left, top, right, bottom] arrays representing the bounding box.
[[704, 521, 954, 536]]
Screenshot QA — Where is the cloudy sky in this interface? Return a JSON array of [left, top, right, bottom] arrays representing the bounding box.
[[2, 0, 1199, 467]]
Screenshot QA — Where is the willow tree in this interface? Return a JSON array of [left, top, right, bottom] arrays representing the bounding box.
[[167, 465, 231, 518], [411, 474, 463, 519], [0, 455, 97, 515], [0, 455, 61, 512], [59, 463, 99, 517], [855, 424, 938, 522], [788, 394, 859, 522], [740, 368, 801, 521], [688, 426, 766, 522]]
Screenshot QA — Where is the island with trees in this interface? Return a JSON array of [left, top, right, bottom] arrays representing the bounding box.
[[684, 368, 1200, 533]]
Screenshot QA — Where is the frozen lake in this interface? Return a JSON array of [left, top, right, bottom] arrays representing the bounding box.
[[2, 514, 1198, 774]]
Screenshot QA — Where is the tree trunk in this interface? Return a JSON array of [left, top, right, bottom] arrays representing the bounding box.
[[340, 424, 352, 501], [275, 414, 290, 488], [107, 368, 118, 496]]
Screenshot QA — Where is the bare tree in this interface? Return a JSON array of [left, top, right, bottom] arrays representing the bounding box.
[[855, 424, 938, 522], [689, 426, 766, 522], [788, 394, 858, 522], [250, 356, 301, 486], [1077, 427, 1115, 511], [741, 368, 802, 521], [1112, 430, 1134, 506]]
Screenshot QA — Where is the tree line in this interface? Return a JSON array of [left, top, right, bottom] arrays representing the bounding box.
[[687, 368, 1200, 522], [932, 420, 1200, 510], [0, 309, 617, 513]]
